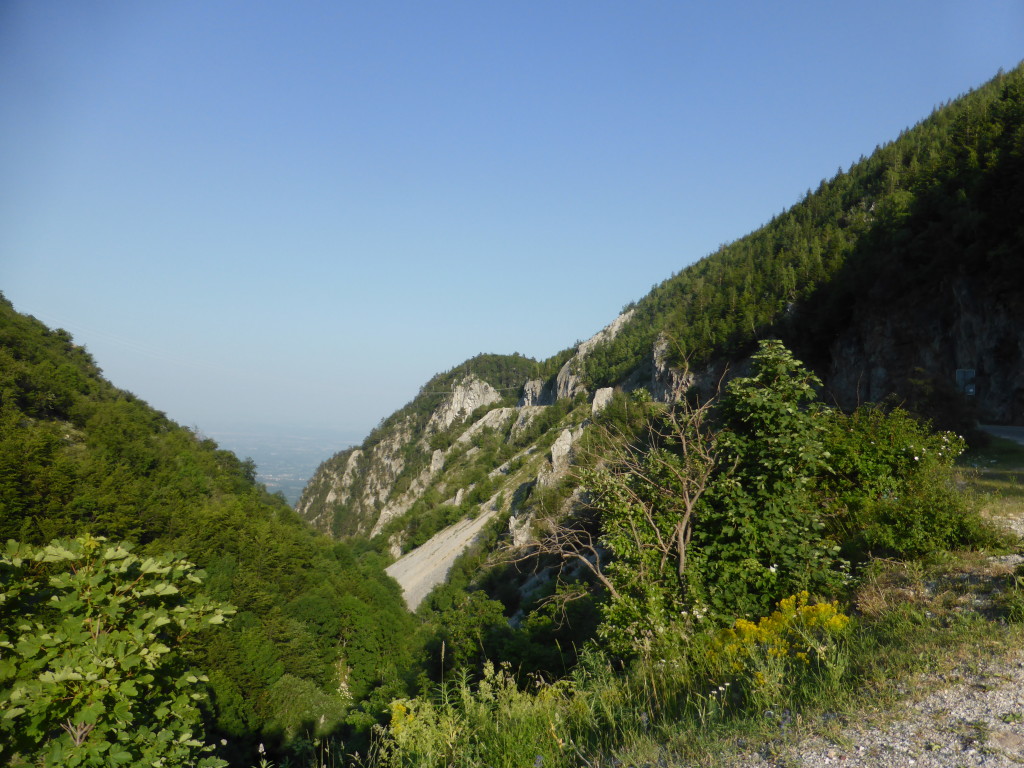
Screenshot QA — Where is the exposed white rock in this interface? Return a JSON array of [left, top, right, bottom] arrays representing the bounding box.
[[554, 310, 636, 401], [426, 376, 502, 433], [456, 407, 515, 444], [362, 427, 412, 509], [388, 533, 404, 560], [509, 510, 535, 547], [555, 358, 584, 401], [577, 309, 635, 357], [341, 449, 364, 487], [430, 449, 445, 473], [537, 426, 584, 487], [386, 503, 502, 609], [519, 379, 554, 406], [651, 334, 694, 403], [296, 447, 368, 535], [550, 429, 575, 475], [370, 466, 428, 536], [371, 446, 451, 538], [592, 387, 615, 415], [510, 406, 546, 439]]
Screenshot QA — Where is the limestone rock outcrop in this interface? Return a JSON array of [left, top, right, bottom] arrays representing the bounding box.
[[650, 334, 694, 403], [519, 379, 555, 406], [554, 310, 636, 401], [296, 419, 415, 538], [457, 407, 515, 444], [578, 309, 634, 357], [592, 387, 615, 415], [427, 376, 502, 433]]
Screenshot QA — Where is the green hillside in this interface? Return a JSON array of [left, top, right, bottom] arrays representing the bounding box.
[[0, 297, 418, 762], [302, 65, 1024, 562], [580, 65, 1024, 410], [287, 63, 1024, 764]]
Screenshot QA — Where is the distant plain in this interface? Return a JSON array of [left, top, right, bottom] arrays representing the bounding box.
[[206, 426, 353, 504]]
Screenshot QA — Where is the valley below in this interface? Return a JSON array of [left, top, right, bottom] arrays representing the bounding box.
[[207, 427, 354, 504]]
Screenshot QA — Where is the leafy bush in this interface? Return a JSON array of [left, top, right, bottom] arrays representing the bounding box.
[[585, 341, 846, 652], [0, 534, 232, 767], [857, 465, 995, 558], [693, 340, 844, 622], [821, 405, 995, 559]]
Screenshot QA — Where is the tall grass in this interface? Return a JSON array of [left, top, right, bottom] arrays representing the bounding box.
[[360, 593, 1024, 768], [362, 592, 856, 768]]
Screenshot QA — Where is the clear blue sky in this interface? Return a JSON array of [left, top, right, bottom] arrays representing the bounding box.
[[2, 1, 1022, 443]]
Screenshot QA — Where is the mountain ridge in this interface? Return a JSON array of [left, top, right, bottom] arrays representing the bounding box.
[[298, 63, 1024, 609]]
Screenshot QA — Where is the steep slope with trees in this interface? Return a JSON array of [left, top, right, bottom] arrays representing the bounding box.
[[0, 297, 418, 762], [299, 65, 1024, 615]]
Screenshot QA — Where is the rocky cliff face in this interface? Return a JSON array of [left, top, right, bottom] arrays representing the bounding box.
[[426, 376, 502, 433], [298, 252, 1024, 609], [554, 310, 635, 401], [296, 417, 416, 538], [822, 274, 1024, 426], [295, 310, 693, 607], [299, 253, 1024, 605]]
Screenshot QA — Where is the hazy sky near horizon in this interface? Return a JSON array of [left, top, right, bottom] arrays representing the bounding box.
[[3, 2, 1022, 444]]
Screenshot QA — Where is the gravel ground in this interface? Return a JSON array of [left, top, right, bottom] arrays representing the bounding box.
[[732, 648, 1024, 767]]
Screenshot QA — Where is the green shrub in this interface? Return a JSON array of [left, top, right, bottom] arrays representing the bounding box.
[[999, 565, 1024, 624], [376, 663, 572, 768], [821, 405, 995, 559], [693, 341, 844, 622], [0, 534, 233, 767], [587, 341, 847, 653], [857, 464, 989, 558]]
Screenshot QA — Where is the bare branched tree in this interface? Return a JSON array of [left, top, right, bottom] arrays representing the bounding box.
[[528, 510, 621, 599], [587, 392, 720, 584], [501, 379, 725, 612]]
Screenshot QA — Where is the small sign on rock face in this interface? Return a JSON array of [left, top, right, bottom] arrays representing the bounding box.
[[956, 368, 977, 396]]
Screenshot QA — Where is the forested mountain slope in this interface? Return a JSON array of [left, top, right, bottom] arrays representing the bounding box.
[[0, 297, 418, 760], [299, 64, 1024, 608], [4, 61, 1023, 768]]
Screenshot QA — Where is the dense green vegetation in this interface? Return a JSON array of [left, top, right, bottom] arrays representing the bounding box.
[[306, 64, 1024, 566], [0, 536, 232, 767], [342, 64, 1024, 762], [579, 65, 1024, 402], [0, 296, 418, 764]]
